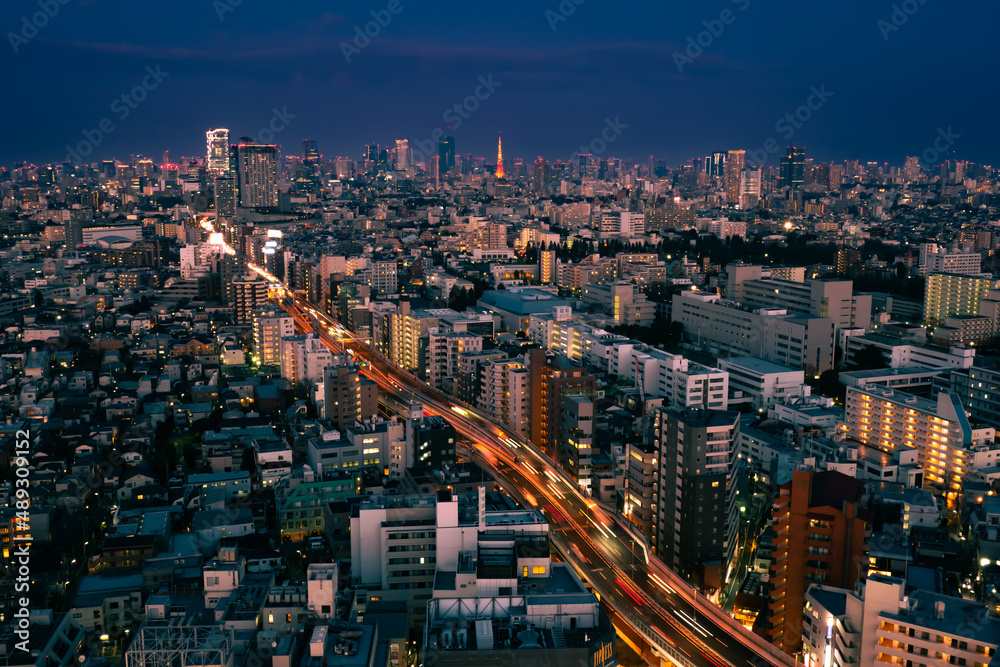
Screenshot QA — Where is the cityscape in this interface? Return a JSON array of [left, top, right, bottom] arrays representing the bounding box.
[[3, 3, 1000, 667]]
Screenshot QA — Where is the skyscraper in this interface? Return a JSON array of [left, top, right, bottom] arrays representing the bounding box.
[[393, 139, 411, 174], [302, 139, 321, 163], [708, 150, 726, 177], [739, 167, 761, 209], [725, 149, 745, 204], [778, 146, 805, 188], [495, 133, 505, 179], [215, 175, 238, 219], [206, 128, 230, 174], [532, 158, 550, 194], [438, 136, 455, 173], [237, 144, 278, 209]]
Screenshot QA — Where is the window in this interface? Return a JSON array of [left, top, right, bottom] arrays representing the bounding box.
[[532, 566, 546, 575]]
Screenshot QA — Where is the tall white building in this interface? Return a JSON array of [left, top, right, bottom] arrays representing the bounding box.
[[478, 358, 531, 439], [803, 575, 1000, 667], [252, 308, 294, 367], [280, 333, 333, 386]]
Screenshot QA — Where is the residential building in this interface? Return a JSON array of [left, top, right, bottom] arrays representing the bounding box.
[[252, 307, 294, 366], [527, 350, 596, 464], [581, 281, 655, 326], [323, 361, 378, 430], [477, 357, 531, 440], [766, 468, 869, 656], [924, 273, 1000, 330], [280, 333, 333, 386], [718, 357, 808, 410], [653, 408, 741, 591]]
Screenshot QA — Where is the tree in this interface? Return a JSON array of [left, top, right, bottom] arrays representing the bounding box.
[[32, 290, 45, 308], [817, 370, 844, 401]]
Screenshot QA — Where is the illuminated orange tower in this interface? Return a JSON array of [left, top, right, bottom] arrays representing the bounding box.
[[495, 133, 505, 179]]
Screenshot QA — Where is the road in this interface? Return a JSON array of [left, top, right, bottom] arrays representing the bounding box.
[[204, 231, 795, 667]]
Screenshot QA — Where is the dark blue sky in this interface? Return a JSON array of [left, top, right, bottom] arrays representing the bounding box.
[[2, 0, 995, 168]]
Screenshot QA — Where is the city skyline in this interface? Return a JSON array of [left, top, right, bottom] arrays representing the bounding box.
[[0, 0, 995, 167]]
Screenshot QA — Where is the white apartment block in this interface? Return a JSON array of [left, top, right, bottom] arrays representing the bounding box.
[[739, 277, 872, 331], [423, 330, 482, 390], [718, 356, 808, 410], [478, 358, 531, 439], [845, 335, 976, 370], [920, 250, 983, 276], [803, 575, 999, 667], [252, 309, 294, 366], [610, 344, 729, 410], [843, 385, 996, 494], [367, 260, 398, 296], [581, 281, 655, 325], [280, 333, 333, 385]]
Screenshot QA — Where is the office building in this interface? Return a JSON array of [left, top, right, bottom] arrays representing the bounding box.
[[740, 167, 762, 209], [238, 143, 279, 208], [920, 250, 983, 277], [726, 149, 746, 205], [924, 273, 999, 330], [739, 277, 872, 331], [779, 146, 805, 188], [206, 128, 230, 174], [366, 260, 398, 296], [708, 150, 726, 177], [302, 139, 321, 162], [323, 361, 378, 430], [718, 357, 807, 410], [653, 409, 741, 591], [439, 136, 455, 173], [559, 394, 595, 492], [671, 291, 836, 375], [766, 468, 869, 656], [251, 307, 294, 366], [843, 385, 996, 496]]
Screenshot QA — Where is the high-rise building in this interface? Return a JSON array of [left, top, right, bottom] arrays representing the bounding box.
[[778, 146, 805, 188], [478, 357, 531, 440], [302, 139, 321, 163], [527, 350, 596, 474], [739, 167, 762, 209], [393, 139, 411, 174], [708, 150, 726, 177], [412, 415, 458, 469], [252, 307, 294, 366], [653, 409, 740, 591], [539, 249, 556, 285], [214, 175, 238, 219], [323, 361, 378, 429], [532, 158, 550, 194], [903, 155, 921, 182], [280, 333, 333, 386], [726, 150, 745, 204], [836, 249, 863, 278], [238, 144, 278, 208], [494, 133, 505, 179], [438, 136, 455, 173], [232, 275, 268, 323], [765, 468, 869, 656], [206, 129, 230, 174]]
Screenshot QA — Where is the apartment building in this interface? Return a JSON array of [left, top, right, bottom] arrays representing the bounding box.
[[527, 350, 596, 463], [478, 358, 531, 440], [843, 385, 996, 495], [653, 408, 741, 591], [248, 310, 289, 367], [420, 329, 482, 390], [280, 333, 333, 386], [924, 273, 1000, 330], [322, 361, 378, 430], [766, 468, 869, 656], [802, 575, 999, 667]]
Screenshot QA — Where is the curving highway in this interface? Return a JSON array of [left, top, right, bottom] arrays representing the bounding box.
[[205, 228, 796, 667]]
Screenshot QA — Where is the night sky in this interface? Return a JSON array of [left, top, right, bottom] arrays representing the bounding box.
[[2, 0, 996, 168]]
